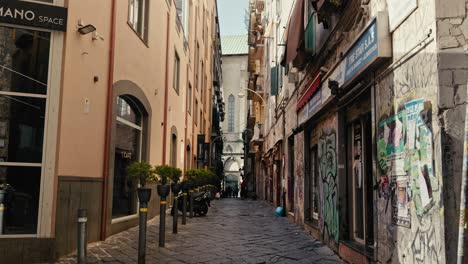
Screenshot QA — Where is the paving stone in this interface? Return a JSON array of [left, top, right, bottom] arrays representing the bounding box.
[[55, 199, 343, 263]]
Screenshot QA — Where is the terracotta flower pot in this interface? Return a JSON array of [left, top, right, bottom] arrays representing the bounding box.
[[137, 188, 152, 203], [157, 184, 171, 198]]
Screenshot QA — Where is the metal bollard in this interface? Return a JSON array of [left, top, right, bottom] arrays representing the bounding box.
[[77, 209, 87, 264], [181, 192, 187, 225], [138, 202, 148, 264], [172, 196, 178, 234], [159, 198, 167, 247], [0, 202, 5, 235], [189, 190, 194, 218]]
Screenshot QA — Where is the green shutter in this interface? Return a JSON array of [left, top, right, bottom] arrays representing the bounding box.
[[305, 14, 316, 55], [271, 66, 278, 96]]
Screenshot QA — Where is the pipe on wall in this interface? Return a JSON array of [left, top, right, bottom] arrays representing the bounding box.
[[101, 0, 117, 241], [162, 11, 171, 165]]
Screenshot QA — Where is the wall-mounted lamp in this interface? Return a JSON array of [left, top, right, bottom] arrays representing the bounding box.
[[328, 79, 340, 96], [78, 24, 96, 35]]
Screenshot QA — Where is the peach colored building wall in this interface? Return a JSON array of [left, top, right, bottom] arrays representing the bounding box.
[[57, 0, 112, 178]]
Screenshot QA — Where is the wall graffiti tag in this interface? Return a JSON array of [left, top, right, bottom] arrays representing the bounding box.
[[409, 222, 441, 263], [318, 130, 339, 242]]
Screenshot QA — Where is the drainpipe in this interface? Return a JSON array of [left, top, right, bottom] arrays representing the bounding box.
[[101, 0, 117, 240], [457, 84, 468, 264], [162, 12, 171, 165]]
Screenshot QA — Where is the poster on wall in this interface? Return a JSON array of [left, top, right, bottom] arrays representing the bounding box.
[[353, 122, 362, 189], [378, 109, 411, 227], [405, 99, 437, 216], [378, 98, 437, 226], [392, 178, 411, 227], [378, 110, 407, 179], [387, 0, 418, 31]]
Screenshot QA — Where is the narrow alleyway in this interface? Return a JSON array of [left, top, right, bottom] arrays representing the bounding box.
[[55, 199, 342, 264]]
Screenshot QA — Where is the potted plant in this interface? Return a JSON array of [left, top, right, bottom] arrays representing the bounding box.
[[126, 162, 157, 204], [154, 165, 173, 198], [169, 167, 182, 194]]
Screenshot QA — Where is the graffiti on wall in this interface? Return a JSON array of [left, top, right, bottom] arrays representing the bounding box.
[[377, 99, 437, 227], [294, 132, 305, 225], [407, 220, 442, 264], [318, 129, 339, 242]]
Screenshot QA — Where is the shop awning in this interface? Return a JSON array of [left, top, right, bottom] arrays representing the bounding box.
[[281, 0, 305, 67], [296, 73, 321, 111]]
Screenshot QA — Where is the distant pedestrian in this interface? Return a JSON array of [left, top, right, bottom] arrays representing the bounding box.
[[233, 185, 239, 198], [241, 179, 247, 199], [226, 186, 232, 198]]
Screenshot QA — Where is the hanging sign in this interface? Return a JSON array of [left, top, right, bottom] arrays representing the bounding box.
[[0, 0, 68, 31]]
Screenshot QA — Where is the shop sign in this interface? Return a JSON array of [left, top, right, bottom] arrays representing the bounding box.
[[298, 105, 308, 125], [325, 13, 391, 92], [298, 88, 322, 125], [344, 21, 379, 82], [307, 88, 322, 117], [0, 0, 68, 31]]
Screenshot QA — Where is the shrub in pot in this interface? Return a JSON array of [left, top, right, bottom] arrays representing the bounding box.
[[126, 162, 157, 203], [154, 165, 174, 198], [169, 167, 182, 194]]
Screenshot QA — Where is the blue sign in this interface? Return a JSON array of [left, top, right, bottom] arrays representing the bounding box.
[[344, 21, 378, 82]]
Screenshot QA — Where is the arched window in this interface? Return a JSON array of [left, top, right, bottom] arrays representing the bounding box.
[[228, 95, 235, 132], [113, 96, 144, 219]]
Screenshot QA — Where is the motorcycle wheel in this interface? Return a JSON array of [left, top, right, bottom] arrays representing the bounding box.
[[199, 204, 208, 216]]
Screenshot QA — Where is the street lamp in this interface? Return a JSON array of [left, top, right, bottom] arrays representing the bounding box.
[[237, 88, 266, 105]]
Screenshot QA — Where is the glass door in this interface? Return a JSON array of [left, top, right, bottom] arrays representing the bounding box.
[[0, 26, 51, 235]]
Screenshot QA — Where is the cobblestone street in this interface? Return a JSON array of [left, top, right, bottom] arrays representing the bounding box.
[[55, 199, 343, 264]]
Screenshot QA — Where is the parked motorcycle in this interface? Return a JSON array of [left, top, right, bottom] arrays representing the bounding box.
[[171, 190, 211, 216]]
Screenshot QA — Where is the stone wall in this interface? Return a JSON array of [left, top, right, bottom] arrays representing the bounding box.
[[436, 0, 468, 263], [373, 0, 446, 262]]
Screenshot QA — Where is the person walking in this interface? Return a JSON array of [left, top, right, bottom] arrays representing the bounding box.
[[226, 186, 232, 198], [241, 179, 247, 199], [233, 185, 239, 198]]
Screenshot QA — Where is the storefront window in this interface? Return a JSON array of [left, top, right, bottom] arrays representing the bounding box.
[[0, 26, 51, 235], [112, 96, 143, 219]]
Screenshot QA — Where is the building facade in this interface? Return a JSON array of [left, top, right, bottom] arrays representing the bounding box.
[[248, 0, 468, 263], [0, 0, 223, 262], [220, 35, 248, 193]]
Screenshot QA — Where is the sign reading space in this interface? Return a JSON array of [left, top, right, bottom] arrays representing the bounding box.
[[0, 0, 68, 31]]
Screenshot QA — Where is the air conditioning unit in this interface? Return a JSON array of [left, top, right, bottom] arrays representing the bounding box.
[[288, 71, 298, 83]]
